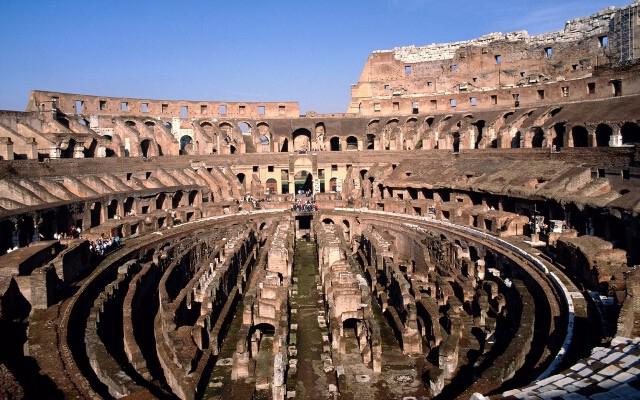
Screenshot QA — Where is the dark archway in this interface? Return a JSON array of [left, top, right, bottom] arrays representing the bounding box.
[[107, 199, 118, 219], [294, 171, 313, 194], [571, 126, 589, 147], [172, 191, 183, 208], [188, 190, 199, 206], [595, 124, 612, 147], [452, 132, 460, 153], [511, 131, 521, 148], [329, 137, 340, 151], [531, 127, 545, 148], [474, 120, 485, 148], [140, 139, 152, 157], [621, 122, 640, 144], [266, 178, 277, 194], [281, 138, 289, 152], [90, 202, 102, 228], [366, 134, 375, 150], [292, 128, 311, 152], [552, 123, 566, 149], [179, 135, 192, 154], [237, 173, 246, 191], [346, 136, 358, 150]]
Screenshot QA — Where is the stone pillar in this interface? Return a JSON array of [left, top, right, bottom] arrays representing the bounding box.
[[49, 146, 61, 159], [587, 125, 597, 147], [610, 124, 623, 147], [0, 137, 14, 160], [73, 142, 85, 158], [96, 145, 106, 157], [24, 138, 38, 159]]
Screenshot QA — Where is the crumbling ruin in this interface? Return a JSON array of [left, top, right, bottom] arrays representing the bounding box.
[[1, 2, 640, 399]]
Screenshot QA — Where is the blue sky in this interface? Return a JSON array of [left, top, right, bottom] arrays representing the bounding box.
[[0, 0, 632, 113]]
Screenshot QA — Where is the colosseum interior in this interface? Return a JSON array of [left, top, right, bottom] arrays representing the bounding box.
[[1, 2, 640, 400]]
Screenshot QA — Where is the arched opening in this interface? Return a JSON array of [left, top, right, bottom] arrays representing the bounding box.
[[179, 135, 192, 153], [595, 124, 612, 147], [17, 216, 35, 247], [552, 123, 566, 149], [452, 132, 460, 153], [342, 219, 350, 240], [329, 137, 340, 151], [237, 173, 246, 192], [238, 122, 252, 136], [292, 128, 311, 152], [125, 120, 136, 127], [322, 218, 335, 225], [140, 139, 152, 157], [346, 136, 358, 150], [107, 199, 118, 219], [188, 190, 199, 206], [342, 318, 360, 346], [280, 138, 289, 152], [531, 127, 545, 148], [155, 193, 166, 210], [571, 126, 589, 147], [249, 323, 276, 358], [172, 191, 183, 208], [294, 170, 313, 194], [329, 177, 337, 192], [144, 121, 155, 127], [474, 120, 485, 148], [124, 197, 135, 215], [229, 145, 237, 154], [366, 134, 376, 150], [61, 138, 77, 158], [621, 122, 640, 144], [511, 131, 522, 148], [359, 169, 368, 180], [90, 202, 102, 228], [266, 178, 277, 194]]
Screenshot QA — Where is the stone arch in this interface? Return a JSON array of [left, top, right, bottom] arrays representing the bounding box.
[[238, 122, 252, 135], [329, 177, 338, 192], [329, 136, 340, 151], [179, 135, 193, 153], [172, 191, 184, 208], [473, 120, 486, 148], [266, 178, 277, 194], [155, 193, 166, 210], [571, 126, 589, 147], [292, 128, 311, 152], [188, 190, 200, 206], [531, 127, 545, 148], [621, 122, 640, 144], [511, 131, 522, 148], [366, 134, 376, 150], [346, 136, 358, 150], [140, 139, 153, 158], [552, 123, 566, 149], [595, 124, 613, 147], [237, 173, 247, 191], [452, 132, 461, 153], [90, 202, 102, 228], [294, 170, 313, 193], [107, 199, 118, 219]]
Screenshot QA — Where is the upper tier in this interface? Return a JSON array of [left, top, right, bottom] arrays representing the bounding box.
[[349, 1, 640, 115]]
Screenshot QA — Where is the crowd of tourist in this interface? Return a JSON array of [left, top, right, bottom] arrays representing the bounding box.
[[292, 198, 317, 212], [88, 235, 121, 256]]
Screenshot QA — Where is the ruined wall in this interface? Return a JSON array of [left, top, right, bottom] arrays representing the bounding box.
[[349, 2, 640, 115]]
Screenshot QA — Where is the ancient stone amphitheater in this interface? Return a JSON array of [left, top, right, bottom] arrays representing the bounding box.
[[1, 3, 640, 400]]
